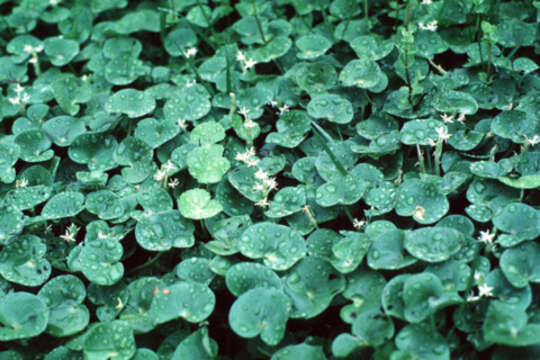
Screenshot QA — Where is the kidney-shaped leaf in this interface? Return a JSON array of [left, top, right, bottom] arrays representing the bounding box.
[[150, 281, 215, 324], [178, 189, 223, 220], [229, 287, 290, 346], [225, 262, 282, 297], [105, 89, 156, 118], [0, 234, 51, 287], [0, 292, 49, 341], [493, 203, 540, 241], [42, 191, 85, 219], [136, 210, 195, 251], [500, 241, 540, 288], [404, 227, 463, 263], [238, 222, 306, 271], [81, 321, 135, 360], [38, 275, 89, 337]]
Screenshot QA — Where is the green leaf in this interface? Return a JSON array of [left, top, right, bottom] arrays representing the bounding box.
[[79, 237, 124, 286], [229, 287, 290, 346], [492, 203, 540, 241], [296, 34, 332, 59], [42, 116, 86, 147], [351, 310, 394, 346], [0, 234, 50, 287], [134, 118, 180, 149], [105, 89, 156, 118], [500, 241, 540, 288], [0, 292, 49, 341], [396, 178, 449, 224], [135, 210, 195, 251], [404, 227, 463, 263], [150, 282, 215, 324], [38, 275, 89, 337], [172, 327, 218, 360], [367, 230, 417, 270], [395, 324, 449, 360], [187, 144, 231, 184], [238, 222, 306, 271], [175, 258, 215, 285], [164, 85, 211, 121], [403, 273, 462, 323], [42, 191, 85, 219], [225, 262, 282, 297], [272, 342, 327, 360], [307, 93, 353, 124], [483, 301, 540, 346], [80, 321, 135, 360], [44, 37, 79, 66], [164, 27, 198, 56], [283, 257, 345, 319], [178, 188, 223, 220], [339, 58, 381, 89], [0, 205, 25, 245]]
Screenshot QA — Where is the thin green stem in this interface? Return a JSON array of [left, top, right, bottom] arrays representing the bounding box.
[[434, 141, 443, 176], [363, 0, 369, 24], [311, 122, 348, 176], [486, 44, 492, 82], [127, 252, 164, 275], [170, 0, 177, 20], [416, 144, 426, 173], [251, 0, 266, 44]]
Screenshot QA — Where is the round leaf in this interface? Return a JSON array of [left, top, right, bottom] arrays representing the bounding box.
[[135, 210, 195, 251], [105, 89, 156, 118], [404, 227, 463, 263], [0, 292, 49, 341], [229, 287, 290, 346], [238, 222, 306, 271], [177, 189, 223, 220], [150, 282, 215, 324], [307, 93, 353, 124]]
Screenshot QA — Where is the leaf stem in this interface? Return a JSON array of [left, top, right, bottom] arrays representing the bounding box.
[[311, 122, 347, 176], [416, 144, 426, 173], [251, 0, 266, 44], [127, 252, 164, 275]]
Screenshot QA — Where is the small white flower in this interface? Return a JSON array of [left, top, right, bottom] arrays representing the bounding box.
[[21, 93, 30, 103], [252, 182, 265, 192], [177, 119, 187, 129], [162, 160, 175, 173], [168, 178, 180, 189], [49, 0, 61, 6], [268, 99, 278, 107], [15, 178, 29, 188], [466, 293, 480, 302], [524, 134, 540, 146], [352, 218, 365, 229], [154, 169, 167, 181], [255, 197, 269, 208], [60, 223, 79, 242], [477, 229, 495, 244], [186, 79, 196, 88], [8, 97, 19, 105], [246, 157, 260, 167], [236, 50, 246, 62], [457, 113, 466, 123], [14, 84, 24, 94], [254, 168, 269, 180], [23, 45, 34, 53], [263, 177, 278, 191], [418, 20, 438, 31], [421, 0, 433, 4], [34, 44, 44, 52], [28, 57, 37, 64], [246, 147, 256, 157], [440, 113, 454, 124], [435, 126, 451, 142], [238, 107, 250, 118], [477, 283, 494, 298], [184, 47, 198, 58], [244, 117, 257, 128], [243, 58, 256, 71], [278, 104, 290, 115]]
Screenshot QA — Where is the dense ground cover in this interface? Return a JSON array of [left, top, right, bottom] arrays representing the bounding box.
[[0, 0, 539, 359]]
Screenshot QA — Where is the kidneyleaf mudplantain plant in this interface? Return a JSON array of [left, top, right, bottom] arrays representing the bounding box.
[[0, 0, 539, 358]]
